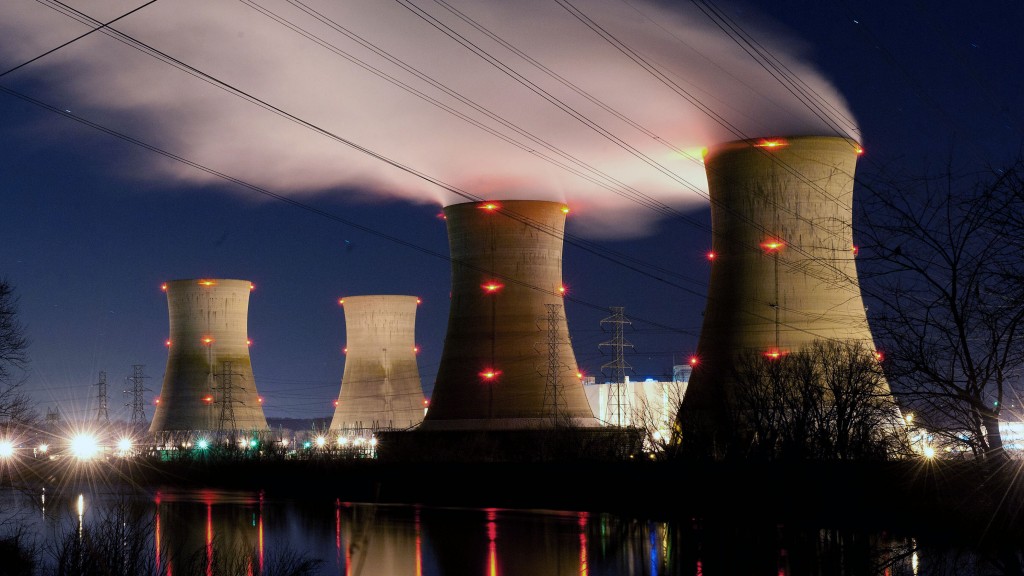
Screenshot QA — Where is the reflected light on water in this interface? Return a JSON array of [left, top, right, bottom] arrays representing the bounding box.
[[76, 494, 84, 539], [486, 508, 498, 576], [415, 508, 423, 576], [578, 512, 589, 576], [258, 491, 265, 573], [155, 493, 162, 572], [206, 502, 213, 576]]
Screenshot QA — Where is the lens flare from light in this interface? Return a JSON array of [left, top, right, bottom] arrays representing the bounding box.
[[0, 441, 14, 458], [70, 434, 100, 460]]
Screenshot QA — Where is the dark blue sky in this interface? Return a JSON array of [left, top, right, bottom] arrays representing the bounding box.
[[1, 0, 1021, 422]]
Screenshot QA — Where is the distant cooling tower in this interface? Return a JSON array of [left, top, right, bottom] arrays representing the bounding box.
[[421, 200, 599, 430], [329, 295, 426, 432], [679, 136, 885, 445], [150, 279, 268, 433]]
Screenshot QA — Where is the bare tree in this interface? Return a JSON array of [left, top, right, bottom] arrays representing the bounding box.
[[0, 280, 33, 427], [858, 162, 1024, 462], [732, 340, 908, 460]]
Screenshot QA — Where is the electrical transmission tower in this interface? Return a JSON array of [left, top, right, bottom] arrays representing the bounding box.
[[214, 361, 245, 439], [538, 304, 570, 426], [599, 307, 634, 427], [124, 364, 150, 426], [95, 371, 109, 423]]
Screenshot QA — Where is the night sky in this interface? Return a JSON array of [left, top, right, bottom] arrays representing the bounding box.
[[2, 0, 1021, 422]]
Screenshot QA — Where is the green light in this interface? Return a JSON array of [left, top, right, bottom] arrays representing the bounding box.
[[196, 439, 209, 450], [303, 441, 312, 449], [249, 439, 258, 448]]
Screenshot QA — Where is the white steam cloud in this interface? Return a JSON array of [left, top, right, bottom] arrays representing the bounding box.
[[1, 0, 858, 237]]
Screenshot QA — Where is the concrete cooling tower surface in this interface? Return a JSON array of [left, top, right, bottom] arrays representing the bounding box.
[[679, 136, 890, 447], [330, 295, 426, 432], [150, 279, 268, 433], [422, 200, 599, 430]]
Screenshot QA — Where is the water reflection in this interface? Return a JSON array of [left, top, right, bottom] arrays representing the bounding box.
[[0, 486, 1020, 575]]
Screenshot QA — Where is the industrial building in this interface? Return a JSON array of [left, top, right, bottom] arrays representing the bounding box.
[[150, 279, 268, 437], [678, 136, 893, 451], [583, 365, 690, 446], [421, 200, 600, 430], [330, 295, 426, 436]]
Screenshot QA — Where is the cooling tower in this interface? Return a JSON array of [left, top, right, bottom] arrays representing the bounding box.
[[150, 279, 268, 433], [678, 136, 884, 447], [330, 295, 426, 432], [421, 200, 599, 430]]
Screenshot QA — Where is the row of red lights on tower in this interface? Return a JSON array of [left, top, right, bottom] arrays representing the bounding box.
[[682, 349, 885, 364], [705, 242, 859, 261], [479, 281, 568, 296], [164, 338, 252, 347], [188, 395, 263, 404], [752, 138, 863, 156], [341, 346, 420, 354], [160, 281, 255, 291], [337, 298, 422, 305]]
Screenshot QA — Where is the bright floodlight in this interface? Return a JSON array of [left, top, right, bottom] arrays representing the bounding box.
[[196, 439, 209, 450], [0, 440, 14, 458], [315, 436, 326, 448], [38, 444, 49, 454], [117, 438, 132, 452], [70, 434, 100, 460], [923, 445, 936, 459]]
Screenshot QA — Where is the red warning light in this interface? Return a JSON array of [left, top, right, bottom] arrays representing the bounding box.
[[689, 356, 699, 366], [423, 399, 430, 406], [160, 283, 168, 292], [343, 347, 348, 354], [203, 395, 214, 403], [855, 147, 865, 156], [437, 212, 447, 220], [202, 337, 214, 345], [257, 397, 264, 404], [246, 339, 252, 347], [165, 340, 172, 347], [482, 282, 504, 293], [561, 205, 570, 214], [338, 298, 345, 305], [874, 351, 885, 362], [558, 285, 567, 296], [706, 251, 716, 261], [198, 279, 216, 287], [754, 139, 788, 150], [416, 298, 422, 305], [479, 202, 500, 211], [249, 283, 255, 291], [576, 372, 583, 379], [851, 245, 859, 256], [479, 369, 501, 381], [764, 350, 783, 360], [761, 240, 784, 252], [154, 397, 161, 405], [333, 400, 339, 407], [413, 346, 420, 353]]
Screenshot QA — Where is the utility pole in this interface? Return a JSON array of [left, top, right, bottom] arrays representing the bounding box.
[[214, 361, 245, 441], [539, 304, 569, 425], [124, 364, 149, 426], [95, 371, 109, 423], [599, 307, 634, 427]]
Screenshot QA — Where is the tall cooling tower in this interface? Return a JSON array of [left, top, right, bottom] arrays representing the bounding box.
[[330, 295, 426, 431], [150, 279, 268, 433], [421, 200, 599, 430], [679, 136, 884, 445]]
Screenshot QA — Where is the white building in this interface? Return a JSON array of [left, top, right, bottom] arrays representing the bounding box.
[[583, 365, 690, 445]]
